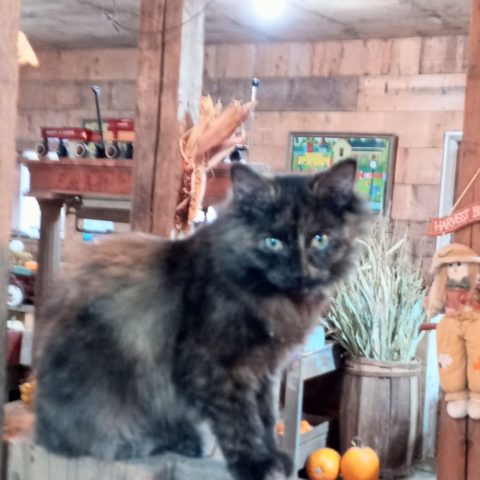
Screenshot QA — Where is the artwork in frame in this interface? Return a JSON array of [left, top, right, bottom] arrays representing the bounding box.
[[290, 133, 397, 213]]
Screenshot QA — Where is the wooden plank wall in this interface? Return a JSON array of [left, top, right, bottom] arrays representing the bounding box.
[[15, 34, 468, 263], [0, 0, 21, 473], [204, 35, 468, 267], [16, 49, 138, 149]]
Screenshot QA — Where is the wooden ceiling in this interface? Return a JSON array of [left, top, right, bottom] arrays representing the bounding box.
[[21, 0, 471, 49]]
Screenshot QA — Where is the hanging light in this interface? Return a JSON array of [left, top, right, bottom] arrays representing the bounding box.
[[252, 0, 287, 20]]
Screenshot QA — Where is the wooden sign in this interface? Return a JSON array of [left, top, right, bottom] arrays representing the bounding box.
[[427, 202, 480, 236]]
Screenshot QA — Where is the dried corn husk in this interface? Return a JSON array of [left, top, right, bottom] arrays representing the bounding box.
[[175, 96, 254, 233]]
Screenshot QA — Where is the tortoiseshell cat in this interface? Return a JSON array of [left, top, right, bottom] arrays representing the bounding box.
[[35, 159, 366, 480]]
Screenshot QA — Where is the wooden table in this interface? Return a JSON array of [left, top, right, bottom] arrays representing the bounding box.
[[19, 157, 133, 310]]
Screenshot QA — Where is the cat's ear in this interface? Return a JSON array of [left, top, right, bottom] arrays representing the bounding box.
[[230, 164, 275, 204], [310, 159, 357, 203]]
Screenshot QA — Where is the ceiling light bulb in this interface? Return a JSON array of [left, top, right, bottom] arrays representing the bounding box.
[[253, 0, 287, 20]]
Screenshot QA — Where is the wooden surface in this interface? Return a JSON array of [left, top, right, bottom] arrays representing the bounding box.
[[204, 77, 359, 111], [437, 399, 467, 480], [3, 402, 233, 480], [467, 410, 480, 479], [1, 401, 233, 480], [0, 0, 21, 475], [7, 439, 233, 480], [34, 199, 64, 314], [132, 0, 205, 236], [454, 0, 480, 249], [20, 158, 132, 198], [439, 0, 480, 477], [339, 357, 420, 478]]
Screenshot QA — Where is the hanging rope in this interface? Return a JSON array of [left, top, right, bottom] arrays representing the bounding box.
[[449, 165, 480, 215]]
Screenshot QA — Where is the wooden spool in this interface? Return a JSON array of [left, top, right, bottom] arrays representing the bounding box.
[[339, 356, 420, 479]]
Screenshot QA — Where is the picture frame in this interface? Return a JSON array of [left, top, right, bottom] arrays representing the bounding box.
[[289, 132, 397, 213]]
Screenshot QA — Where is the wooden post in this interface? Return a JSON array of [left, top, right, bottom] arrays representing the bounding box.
[[0, 0, 20, 473], [131, 0, 205, 236], [454, 0, 480, 249], [34, 199, 64, 310], [437, 399, 467, 480], [442, 0, 480, 478]]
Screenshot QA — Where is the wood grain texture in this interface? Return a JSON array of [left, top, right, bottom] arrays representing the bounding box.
[[252, 110, 463, 148], [151, 0, 205, 235], [468, 0, 480, 254], [357, 74, 466, 112], [254, 43, 290, 77], [339, 358, 420, 477], [437, 399, 467, 480], [467, 415, 480, 479], [208, 37, 430, 80], [132, 0, 204, 236], [7, 438, 233, 480], [391, 184, 440, 221], [204, 76, 359, 112], [420, 36, 468, 74], [454, 0, 480, 251], [211, 44, 255, 79], [394, 147, 443, 185], [34, 199, 64, 313], [0, 0, 20, 474], [20, 49, 138, 82], [311, 38, 415, 77], [23, 159, 132, 197], [130, 0, 167, 233]]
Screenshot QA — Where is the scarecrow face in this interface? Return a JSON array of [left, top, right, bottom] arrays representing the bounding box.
[[447, 262, 469, 282]]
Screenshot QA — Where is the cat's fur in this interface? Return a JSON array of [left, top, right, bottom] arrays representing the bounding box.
[[35, 159, 366, 480]]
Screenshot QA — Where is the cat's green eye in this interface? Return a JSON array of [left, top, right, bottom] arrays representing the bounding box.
[[311, 234, 329, 251], [264, 237, 283, 251]]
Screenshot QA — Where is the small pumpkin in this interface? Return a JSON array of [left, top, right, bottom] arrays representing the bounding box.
[[306, 447, 340, 480], [340, 438, 380, 480], [276, 419, 313, 436]]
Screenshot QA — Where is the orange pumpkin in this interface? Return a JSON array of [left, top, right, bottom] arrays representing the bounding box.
[[340, 439, 380, 480], [306, 448, 341, 480]]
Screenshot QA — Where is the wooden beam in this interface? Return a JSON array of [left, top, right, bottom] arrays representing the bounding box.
[[0, 0, 20, 472], [131, 0, 205, 236], [437, 399, 467, 480], [203, 77, 359, 112], [454, 0, 480, 249], [443, 0, 480, 477], [34, 199, 64, 310]]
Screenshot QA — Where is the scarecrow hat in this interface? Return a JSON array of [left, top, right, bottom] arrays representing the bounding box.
[[431, 243, 480, 273]]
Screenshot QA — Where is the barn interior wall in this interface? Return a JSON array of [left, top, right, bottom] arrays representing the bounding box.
[[16, 35, 467, 264]]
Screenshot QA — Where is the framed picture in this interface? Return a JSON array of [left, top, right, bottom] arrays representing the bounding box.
[[289, 133, 397, 213]]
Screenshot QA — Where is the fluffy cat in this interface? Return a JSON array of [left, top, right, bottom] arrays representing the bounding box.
[[35, 159, 366, 480]]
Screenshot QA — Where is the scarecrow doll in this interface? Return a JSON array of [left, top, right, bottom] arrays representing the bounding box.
[[425, 243, 480, 419]]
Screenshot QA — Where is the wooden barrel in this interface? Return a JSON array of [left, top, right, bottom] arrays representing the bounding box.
[[339, 356, 420, 478]]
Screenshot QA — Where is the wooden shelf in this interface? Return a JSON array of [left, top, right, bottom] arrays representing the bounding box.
[[19, 157, 132, 198]]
